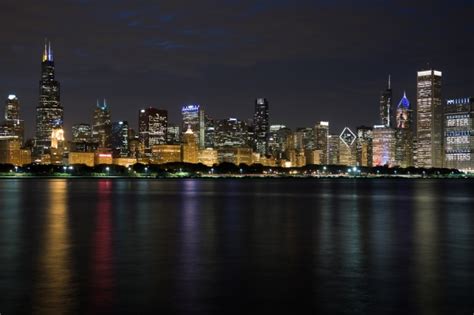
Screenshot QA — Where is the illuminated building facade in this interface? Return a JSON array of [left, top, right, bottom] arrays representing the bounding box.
[[214, 118, 250, 148], [339, 127, 356, 165], [267, 125, 291, 159], [111, 121, 129, 157], [416, 69, 443, 168], [181, 126, 198, 163], [92, 99, 112, 149], [72, 123, 92, 142], [139, 107, 168, 154], [217, 147, 253, 165], [181, 105, 205, 148], [151, 144, 181, 164], [356, 126, 373, 167], [35, 41, 63, 154], [380, 75, 393, 127], [71, 123, 96, 152], [166, 124, 180, 144], [198, 148, 218, 166], [372, 125, 396, 166], [444, 97, 473, 171], [1, 95, 24, 144], [204, 115, 216, 148], [314, 121, 329, 164], [254, 98, 269, 155], [68, 152, 95, 167], [327, 134, 340, 165], [395, 92, 414, 167]]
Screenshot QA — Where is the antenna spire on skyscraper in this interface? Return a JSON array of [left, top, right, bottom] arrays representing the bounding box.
[[48, 41, 53, 61], [42, 38, 48, 62], [388, 74, 391, 90]]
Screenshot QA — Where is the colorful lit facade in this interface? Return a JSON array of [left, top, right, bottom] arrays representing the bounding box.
[[372, 125, 396, 167], [444, 97, 473, 171], [395, 92, 414, 167]]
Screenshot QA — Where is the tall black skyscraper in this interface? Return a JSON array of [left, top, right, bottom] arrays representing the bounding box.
[[379, 75, 392, 127], [35, 40, 63, 153], [254, 98, 269, 155], [92, 99, 112, 149]]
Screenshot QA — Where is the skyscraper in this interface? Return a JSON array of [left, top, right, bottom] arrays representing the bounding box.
[[92, 99, 112, 149], [372, 125, 396, 167], [395, 92, 414, 167], [444, 97, 473, 171], [380, 75, 393, 127], [182, 126, 198, 163], [254, 98, 269, 155], [356, 126, 373, 167], [181, 105, 205, 148], [111, 121, 129, 157], [339, 127, 357, 165], [139, 107, 168, 153], [416, 69, 443, 168], [1, 94, 24, 144], [314, 121, 329, 164], [35, 40, 63, 153]]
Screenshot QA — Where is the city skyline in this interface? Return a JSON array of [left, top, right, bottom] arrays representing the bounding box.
[[0, 1, 472, 138]]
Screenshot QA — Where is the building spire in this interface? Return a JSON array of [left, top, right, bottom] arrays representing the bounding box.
[[48, 41, 53, 61], [42, 39, 48, 62], [388, 74, 391, 90]]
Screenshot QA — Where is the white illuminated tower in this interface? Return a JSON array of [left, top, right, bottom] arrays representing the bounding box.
[[416, 69, 443, 168]]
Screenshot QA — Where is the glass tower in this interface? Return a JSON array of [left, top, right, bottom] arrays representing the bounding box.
[[254, 98, 269, 155]]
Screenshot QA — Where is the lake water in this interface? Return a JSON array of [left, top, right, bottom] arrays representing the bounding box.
[[0, 178, 473, 314]]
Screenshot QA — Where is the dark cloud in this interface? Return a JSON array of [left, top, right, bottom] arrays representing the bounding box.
[[0, 0, 472, 138]]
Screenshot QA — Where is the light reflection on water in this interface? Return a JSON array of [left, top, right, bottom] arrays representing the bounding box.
[[0, 178, 473, 314]]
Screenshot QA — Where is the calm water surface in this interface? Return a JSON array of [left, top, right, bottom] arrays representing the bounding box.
[[0, 178, 473, 314]]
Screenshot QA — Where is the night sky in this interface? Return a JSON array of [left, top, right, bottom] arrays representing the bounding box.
[[0, 0, 472, 139]]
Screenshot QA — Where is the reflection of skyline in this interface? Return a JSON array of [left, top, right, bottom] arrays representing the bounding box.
[[33, 180, 75, 314], [414, 181, 440, 315], [0, 179, 473, 314], [89, 180, 115, 312]]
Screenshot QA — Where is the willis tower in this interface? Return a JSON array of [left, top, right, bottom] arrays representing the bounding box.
[[35, 40, 63, 155]]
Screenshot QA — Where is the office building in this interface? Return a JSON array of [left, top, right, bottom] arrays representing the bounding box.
[[111, 121, 129, 157], [356, 126, 373, 167], [139, 107, 168, 153], [314, 121, 329, 164], [35, 41, 63, 154], [182, 126, 198, 163], [395, 92, 414, 167], [254, 98, 269, 155], [182, 105, 205, 148], [339, 127, 357, 165], [380, 75, 393, 127], [416, 69, 443, 168], [152, 144, 181, 164], [2, 95, 24, 144], [372, 125, 396, 167], [444, 97, 473, 171], [92, 99, 112, 149]]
